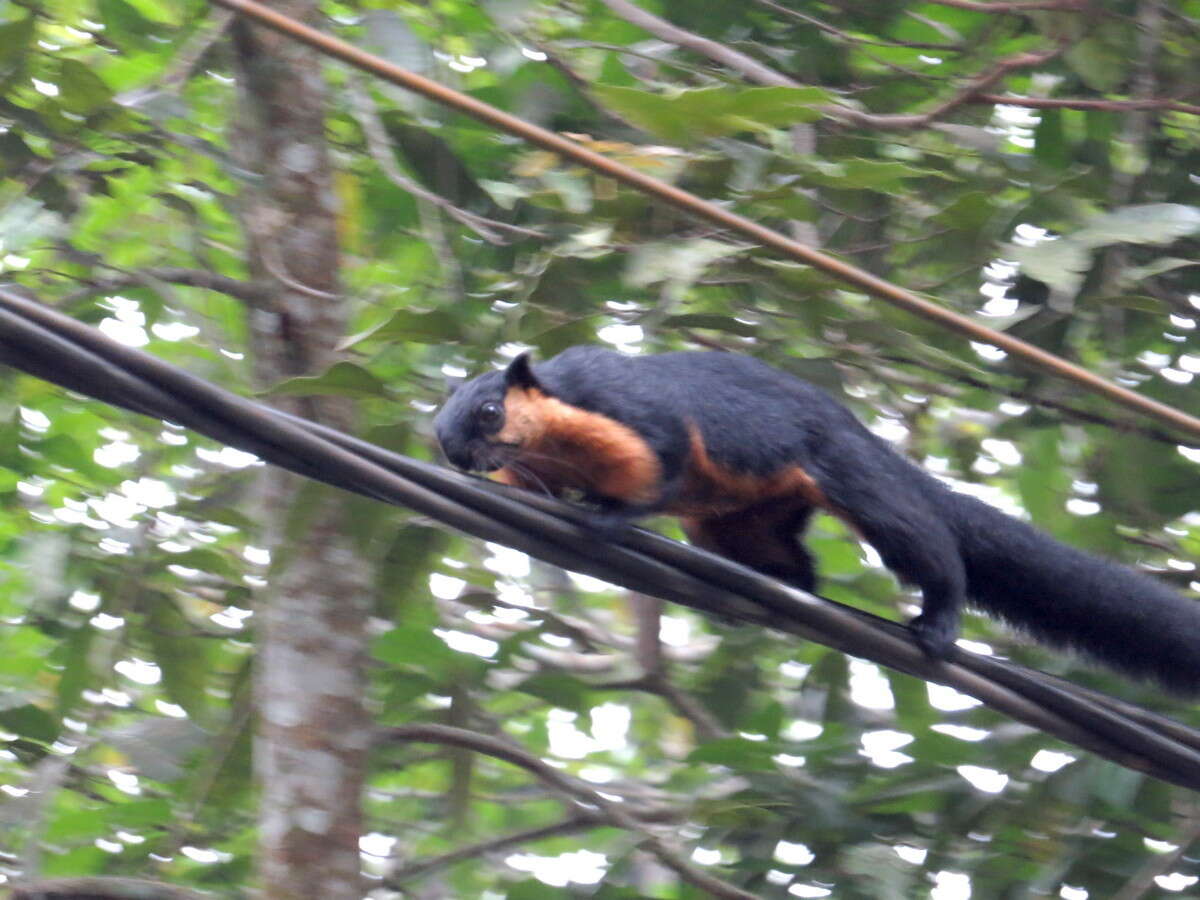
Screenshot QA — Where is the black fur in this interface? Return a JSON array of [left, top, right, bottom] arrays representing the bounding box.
[[436, 346, 1200, 694], [505, 352, 540, 390], [434, 367, 509, 473]]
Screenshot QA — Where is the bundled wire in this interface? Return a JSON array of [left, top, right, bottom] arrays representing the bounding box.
[[3, 286, 1200, 790]]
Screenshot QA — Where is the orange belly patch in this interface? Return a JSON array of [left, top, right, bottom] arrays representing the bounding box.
[[494, 386, 663, 506], [669, 424, 832, 517]]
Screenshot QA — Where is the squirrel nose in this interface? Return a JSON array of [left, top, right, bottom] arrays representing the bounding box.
[[435, 433, 472, 471], [446, 446, 476, 471]]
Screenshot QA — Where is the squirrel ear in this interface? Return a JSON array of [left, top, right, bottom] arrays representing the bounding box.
[[443, 375, 464, 397], [504, 352, 541, 390]]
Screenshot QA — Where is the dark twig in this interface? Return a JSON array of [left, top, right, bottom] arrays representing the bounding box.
[[385, 816, 598, 884], [601, 673, 728, 742], [62, 266, 272, 306], [830, 46, 1066, 129], [925, 0, 1088, 11], [9, 877, 211, 900], [1112, 811, 1200, 900], [972, 93, 1200, 116]]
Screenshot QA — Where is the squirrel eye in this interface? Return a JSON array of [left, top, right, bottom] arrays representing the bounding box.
[[478, 401, 504, 429]]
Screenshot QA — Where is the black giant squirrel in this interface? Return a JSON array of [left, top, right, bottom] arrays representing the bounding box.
[[435, 346, 1200, 694]]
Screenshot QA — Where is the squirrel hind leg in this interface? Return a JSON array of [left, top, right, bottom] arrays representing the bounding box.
[[681, 501, 817, 593]]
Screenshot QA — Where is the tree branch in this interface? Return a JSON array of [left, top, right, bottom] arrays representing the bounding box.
[[598, 0, 1064, 132], [115, 8, 235, 105], [595, 0, 823, 242], [862, 352, 1186, 447], [621, 591, 728, 741], [62, 266, 272, 305], [9, 878, 211, 900], [347, 80, 543, 245], [832, 46, 1065, 129], [925, 0, 1088, 11], [600, 0, 1059, 127], [972, 93, 1200, 116], [386, 816, 597, 884], [599, 673, 729, 743], [598, 0, 797, 87], [378, 723, 757, 900]]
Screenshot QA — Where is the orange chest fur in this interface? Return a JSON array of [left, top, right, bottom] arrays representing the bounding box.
[[494, 387, 662, 505]]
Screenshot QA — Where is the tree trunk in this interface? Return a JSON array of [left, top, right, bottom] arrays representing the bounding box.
[[228, 4, 371, 898]]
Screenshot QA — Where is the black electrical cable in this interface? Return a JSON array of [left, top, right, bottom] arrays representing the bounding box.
[[4, 287, 1200, 790]]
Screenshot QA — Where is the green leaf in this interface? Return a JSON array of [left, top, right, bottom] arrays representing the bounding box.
[[1086, 759, 1144, 807], [110, 797, 173, 828], [44, 805, 110, 841], [103, 717, 208, 781], [0, 131, 36, 177], [745, 700, 784, 738], [1009, 205, 1200, 294], [626, 238, 742, 288], [96, 0, 159, 48], [598, 51, 636, 88], [381, 672, 439, 715], [144, 598, 210, 720], [842, 843, 918, 900], [517, 673, 594, 714], [1015, 429, 1068, 529], [593, 85, 828, 144], [1004, 239, 1091, 294], [0, 197, 61, 255], [263, 361, 392, 399], [1119, 257, 1200, 285], [0, 702, 57, 744], [688, 737, 781, 771], [662, 313, 758, 337], [1073, 203, 1200, 249], [54, 627, 94, 715], [374, 625, 470, 676], [1033, 109, 1069, 171], [344, 309, 463, 345], [505, 880, 567, 900], [162, 547, 243, 581], [525, 317, 599, 357], [377, 524, 450, 619], [42, 845, 108, 877], [1065, 36, 1126, 92], [35, 433, 96, 473], [57, 60, 114, 115], [778, 358, 844, 394], [794, 158, 945, 190], [0, 16, 34, 71]]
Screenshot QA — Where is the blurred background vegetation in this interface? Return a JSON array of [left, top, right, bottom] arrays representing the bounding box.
[[2, 0, 1200, 897]]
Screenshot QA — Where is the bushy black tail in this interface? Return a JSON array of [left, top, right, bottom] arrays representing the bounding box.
[[946, 491, 1200, 694]]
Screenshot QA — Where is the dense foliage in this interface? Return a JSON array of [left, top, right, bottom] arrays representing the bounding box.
[[2, 0, 1200, 897]]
